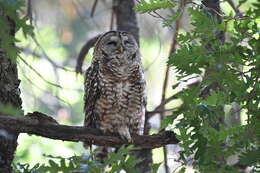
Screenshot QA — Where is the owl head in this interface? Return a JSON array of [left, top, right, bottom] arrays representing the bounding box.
[[93, 31, 141, 77]]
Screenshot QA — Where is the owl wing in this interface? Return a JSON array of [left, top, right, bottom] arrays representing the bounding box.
[[84, 62, 101, 128]]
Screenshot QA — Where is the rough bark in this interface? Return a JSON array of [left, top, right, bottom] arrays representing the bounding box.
[[0, 112, 179, 149], [114, 0, 139, 45], [0, 14, 22, 173]]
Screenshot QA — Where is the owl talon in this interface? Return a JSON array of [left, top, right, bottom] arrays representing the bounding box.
[[118, 127, 132, 143]]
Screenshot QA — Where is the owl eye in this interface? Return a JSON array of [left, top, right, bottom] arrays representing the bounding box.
[[107, 41, 117, 46], [124, 41, 132, 47]]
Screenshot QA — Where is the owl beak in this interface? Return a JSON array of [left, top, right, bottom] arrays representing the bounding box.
[[118, 45, 124, 53]]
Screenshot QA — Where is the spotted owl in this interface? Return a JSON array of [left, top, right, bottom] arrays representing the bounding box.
[[84, 31, 146, 143]]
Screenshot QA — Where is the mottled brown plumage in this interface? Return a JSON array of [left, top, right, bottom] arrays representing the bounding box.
[[84, 31, 146, 143]]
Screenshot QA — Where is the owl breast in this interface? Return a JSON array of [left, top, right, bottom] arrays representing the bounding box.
[[94, 67, 145, 139]]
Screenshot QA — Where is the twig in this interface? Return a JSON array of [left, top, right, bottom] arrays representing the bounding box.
[[18, 55, 82, 91], [161, 44, 171, 173], [147, 76, 202, 118], [18, 56, 63, 89], [160, 2, 184, 172], [226, 0, 241, 15], [135, 0, 251, 22], [18, 64, 73, 107], [0, 112, 179, 149], [26, 0, 33, 25], [72, 0, 101, 28], [146, 108, 177, 116], [31, 37, 61, 69], [147, 94, 178, 118], [144, 36, 162, 72], [76, 35, 100, 74], [110, 0, 116, 30], [90, 0, 99, 17], [19, 46, 75, 72]]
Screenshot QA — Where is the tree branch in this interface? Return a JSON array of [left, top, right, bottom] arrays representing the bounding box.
[[75, 35, 100, 74], [0, 112, 179, 149]]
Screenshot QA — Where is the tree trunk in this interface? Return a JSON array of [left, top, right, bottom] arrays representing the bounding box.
[[0, 12, 23, 173], [114, 0, 140, 45], [114, 0, 152, 172]]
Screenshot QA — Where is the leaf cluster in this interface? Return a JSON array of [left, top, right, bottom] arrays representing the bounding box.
[[13, 146, 155, 173], [135, 0, 176, 13], [137, 0, 260, 172], [0, 0, 34, 62]]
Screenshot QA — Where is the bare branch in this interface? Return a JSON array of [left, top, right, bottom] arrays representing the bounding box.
[[19, 46, 75, 72], [160, 3, 184, 172], [146, 108, 177, 116], [18, 56, 64, 89], [110, 0, 116, 30], [90, 0, 99, 17], [0, 112, 179, 149], [76, 35, 100, 74], [26, 0, 33, 25], [226, 0, 242, 16]]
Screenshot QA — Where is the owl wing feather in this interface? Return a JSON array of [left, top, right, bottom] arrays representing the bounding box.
[[84, 61, 101, 129]]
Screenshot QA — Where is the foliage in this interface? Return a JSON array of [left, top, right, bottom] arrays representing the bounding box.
[[0, 0, 34, 62], [138, 0, 260, 172], [135, 0, 176, 13], [13, 146, 148, 173], [135, 0, 181, 27], [0, 103, 23, 115]]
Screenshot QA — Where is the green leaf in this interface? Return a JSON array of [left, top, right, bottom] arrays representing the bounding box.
[[151, 163, 161, 173], [135, 0, 176, 13], [48, 160, 59, 169], [178, 167, 186, 173], [239, 148, 260, 165], [160, 113, 178, 129], [60, 158, 66, 168], [0, 104, 22, 116]]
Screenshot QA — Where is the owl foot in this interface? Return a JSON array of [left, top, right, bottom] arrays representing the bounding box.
[[118, 126, 132, 143]]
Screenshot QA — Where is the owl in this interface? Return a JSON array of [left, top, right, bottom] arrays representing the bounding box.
[[84, 31, 146, 143]]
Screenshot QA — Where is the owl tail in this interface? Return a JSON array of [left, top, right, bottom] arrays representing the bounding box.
[[95, 147, 109, 162], [84, 142, 109, 163], [83, 141, 94, 160]]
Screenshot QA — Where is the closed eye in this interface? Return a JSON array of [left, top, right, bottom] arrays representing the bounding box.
[[107, 41, 117, 46], [124, 41, 132, 46]]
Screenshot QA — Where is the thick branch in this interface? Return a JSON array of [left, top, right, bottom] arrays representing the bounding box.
[[0, 112, 179, 149]]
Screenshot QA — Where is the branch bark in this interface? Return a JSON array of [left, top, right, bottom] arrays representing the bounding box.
[[0, 112, 179, 149]]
